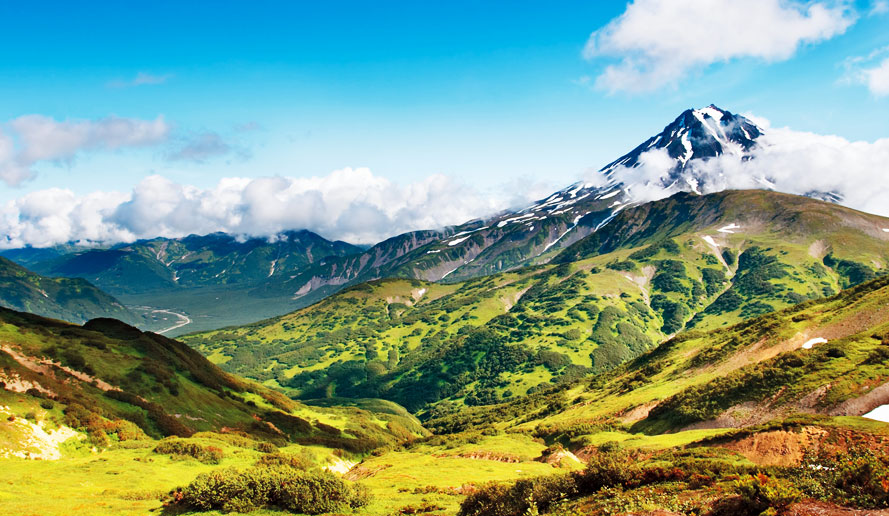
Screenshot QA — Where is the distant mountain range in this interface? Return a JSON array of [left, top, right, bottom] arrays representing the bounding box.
[[0, 256, 138, 325], [1, 231, 364, 334], [0, 105, 857, 334]]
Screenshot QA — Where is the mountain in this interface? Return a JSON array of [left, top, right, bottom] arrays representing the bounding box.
[[0, 256, 139, 325], [184, 189, 889, 413], [3, 230, 364, 335], [248, 105, 778, 304], [25, 230, 362, 294], [600, 104, 763, 191], [4, 261, 887, 516]]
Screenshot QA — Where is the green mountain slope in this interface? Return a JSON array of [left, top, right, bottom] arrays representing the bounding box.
[[0, 309, 424, 445], [0, 257, 138, 325], [429, 274, 889, 434], [184, 190, 889, 413]]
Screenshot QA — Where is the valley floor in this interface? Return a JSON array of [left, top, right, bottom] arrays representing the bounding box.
[[3, 418, 889, 515]]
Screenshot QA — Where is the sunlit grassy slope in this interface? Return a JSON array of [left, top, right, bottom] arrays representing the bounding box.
[[425, 275, 889, 437]]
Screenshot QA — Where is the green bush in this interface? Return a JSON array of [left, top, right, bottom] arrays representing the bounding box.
[[254, 451, 313, 470], [167, 466, 369, 514], [153, 438, 224, 464], [577, 450, 640, 492], [457, 473, 578, 516], [730, 474, 802, 515]]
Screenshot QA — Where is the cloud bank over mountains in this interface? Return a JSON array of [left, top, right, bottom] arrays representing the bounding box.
[[0, 168, 546, 248], [3, 116, 889, 249]]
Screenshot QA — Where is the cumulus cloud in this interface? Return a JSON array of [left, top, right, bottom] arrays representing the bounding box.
[[0, 115, 170, 186], [609, 117, 889, 216], [107, 72, 173, 88], [165, 132, 239, 162], [0, 168, 536, 249], [585, 0, 856, 93]]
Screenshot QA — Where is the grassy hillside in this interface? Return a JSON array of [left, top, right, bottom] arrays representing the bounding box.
[[427, 275, 889, 435], [184, 190, 889, 413], [0, 256, 138, 325], [398, 276, 889, 516]]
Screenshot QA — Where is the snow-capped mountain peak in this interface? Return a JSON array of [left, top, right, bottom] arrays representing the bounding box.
[[601, 104, 763, 182]]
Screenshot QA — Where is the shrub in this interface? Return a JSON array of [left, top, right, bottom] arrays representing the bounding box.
[[167, 466, 369, 514], [577, 450, 640, 492], [731, 474, 802, 515], [457, 474, 578, 516], [154, 439, 224, 464], [255, 451, 313, 471], [254, 441, 277, 453]]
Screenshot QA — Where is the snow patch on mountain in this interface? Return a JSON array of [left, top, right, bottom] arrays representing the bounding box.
[[718, 223, 741, 234]]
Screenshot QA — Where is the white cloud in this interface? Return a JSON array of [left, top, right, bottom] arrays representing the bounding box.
[[608, 117, 889, 217], [0, 115, 170, 186], [845, 47, 889, 96], [0, 168, 539, 248], [863, 59, 889, 96], [871, 0, 889, 15], [585, 0, 856, 93], [107, 72, 173, 88]]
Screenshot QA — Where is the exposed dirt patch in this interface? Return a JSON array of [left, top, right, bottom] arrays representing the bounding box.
[[536, 449, 583, 468], [683, 401, 782, 431], [710, 426, 889, 469], [619, 401, 659, 423], [0, 370, 55, 397], [1, 344, 119, 392], [785, 501, 889, 515], [718, 427, 827, 467], [0, 405, 81, 460], [622, 265, 656, 305], [324, 457, 358, 475], [808, 239, 829, 259], [502, 286, 532, 312], [830, 381, 889, 417]]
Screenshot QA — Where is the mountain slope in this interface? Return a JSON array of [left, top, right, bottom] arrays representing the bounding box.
[[185, 189, 889, 413], [0, 257, 138, 325], [0, 308, 427, 514], [0, 308, 424, 448], [428, 274, 889, 437]]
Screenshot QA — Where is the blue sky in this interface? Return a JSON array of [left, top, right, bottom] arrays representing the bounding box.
[[0, 0, 888, 246]]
